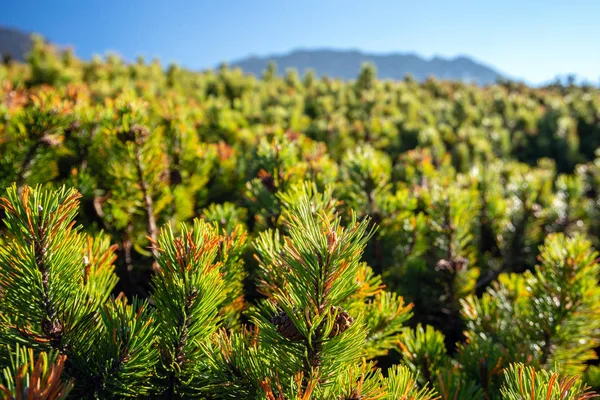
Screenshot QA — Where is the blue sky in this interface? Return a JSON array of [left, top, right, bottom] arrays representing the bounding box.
[[2, 0, 599, 84]]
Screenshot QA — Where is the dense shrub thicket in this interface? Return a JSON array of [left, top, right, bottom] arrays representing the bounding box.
[[0, 36, 600, 399]]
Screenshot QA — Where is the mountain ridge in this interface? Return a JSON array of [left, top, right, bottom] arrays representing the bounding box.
[[1, 26, 504, 84], [0, 26, 33, 62], [230, 48, 504, 85]]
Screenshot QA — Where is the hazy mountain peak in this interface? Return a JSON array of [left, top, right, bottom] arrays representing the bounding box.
[[0, 26, 33, 62], [230, 48, 503, 85]]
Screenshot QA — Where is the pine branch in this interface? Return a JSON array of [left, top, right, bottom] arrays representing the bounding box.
[[0, 185, 81, 352], [133, 142, 159, 270], [16, 141, 42, 187], [0, 184, 119, 394], [254, 185, 376, 395], [0, 345, 73, 400], [385, 365, 439, 400], [77, 297, 158, 399], [150, 219, 227, 397], [501, 363, 598, 400]]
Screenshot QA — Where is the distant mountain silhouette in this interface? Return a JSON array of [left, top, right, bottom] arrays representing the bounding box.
[[0, 26, 32, 62], [231, 49, 504, 85], [0, 26, 504, 85]]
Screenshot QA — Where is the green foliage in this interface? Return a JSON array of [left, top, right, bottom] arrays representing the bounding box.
[[1, 47, 600, 398], [253, 185, 376, 395], [27, 35, 81, 87], [452, 233, 600, 398], [399, 324, 449, 385], [0, 345, 73, 399], [74, 297, 157, 398], [501, 363, 597, 400], [151, 220, 227, 397], [0, 185, 117, 357], [385, 364, 438, 400]]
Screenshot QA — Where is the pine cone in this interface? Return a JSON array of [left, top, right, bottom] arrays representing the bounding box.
[[118, 124, 150, 144], [344, 390, 363, 400], [131, 124, 150, 144], [435, 257, 469, 273], [117, 129, 135, 143], [435, 258, 453, 272], [272, 307, 354, 341], [258, 169, 277, 193], [328, 306, 354, 338], [63, 120, 81, 140], [272, 311, 304, 341], [169, 169, 182, 185], [42, 317, 63, 348], [454, 256, 469, 272], [39, 134, 62, 147]]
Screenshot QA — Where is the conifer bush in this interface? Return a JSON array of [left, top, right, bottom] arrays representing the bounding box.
[[1, 37, 600, 398]]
